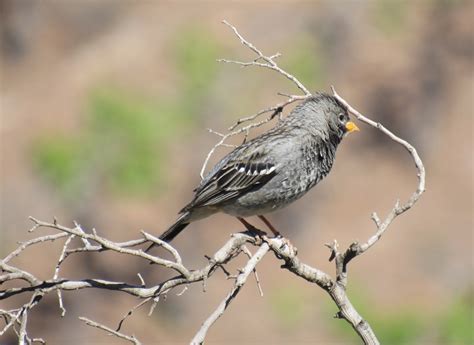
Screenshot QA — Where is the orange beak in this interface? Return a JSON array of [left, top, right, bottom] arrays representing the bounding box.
[[345, 121, 359, 133]]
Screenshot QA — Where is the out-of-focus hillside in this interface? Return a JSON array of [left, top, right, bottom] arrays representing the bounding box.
[[1, 1, 473, 344]]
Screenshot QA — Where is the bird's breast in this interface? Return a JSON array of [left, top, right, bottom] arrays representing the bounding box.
[[218, 138, 337, 217]]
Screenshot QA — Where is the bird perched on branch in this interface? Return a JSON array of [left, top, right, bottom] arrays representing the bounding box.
[[154, 92, 359, 244]]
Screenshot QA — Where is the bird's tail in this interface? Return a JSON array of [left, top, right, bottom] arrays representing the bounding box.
[[145, 213, 189, 252], [159, 214, 190, 242]]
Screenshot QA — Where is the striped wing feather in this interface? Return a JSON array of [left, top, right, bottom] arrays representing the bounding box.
[[183, 153, 276, 210]]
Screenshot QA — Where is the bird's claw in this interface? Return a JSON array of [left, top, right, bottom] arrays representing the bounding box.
[[279, 237, 297, 256]]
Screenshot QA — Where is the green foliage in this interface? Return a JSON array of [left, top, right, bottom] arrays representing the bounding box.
[[33, 25, 222, 199], [438, 290, 474, 344], [174, 26, 220, 102], [325, 288, 424, 345], [33, 89, 172, 197], [372, 0, 408, 36], [370, 310, 423, 345], [89, 90, 158, 140], [33, 136, 83, 193], [87, 89, 165, 195], [269, 285, 306, 327], [282, 37, 326, 91], [326, 286, 474, 345]]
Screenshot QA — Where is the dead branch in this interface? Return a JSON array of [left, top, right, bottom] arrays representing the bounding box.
[[191, 243, 270, 345], [79, 317, 142, 345]]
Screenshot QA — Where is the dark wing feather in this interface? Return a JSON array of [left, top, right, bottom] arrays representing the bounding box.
[[183, 151, 276, 211]]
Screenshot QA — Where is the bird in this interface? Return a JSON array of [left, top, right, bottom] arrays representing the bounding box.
[[154, 92, 359, 244]]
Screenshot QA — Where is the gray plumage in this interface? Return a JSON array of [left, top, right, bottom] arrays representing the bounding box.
[[158, 92, 358, 242]]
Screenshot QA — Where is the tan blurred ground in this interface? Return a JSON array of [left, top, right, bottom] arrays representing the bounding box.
[[1, 1, 473, 344]]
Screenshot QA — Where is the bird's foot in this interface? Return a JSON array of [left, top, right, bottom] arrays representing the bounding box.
[[280, 237, 297, 255], [247, 227, 267, 239]]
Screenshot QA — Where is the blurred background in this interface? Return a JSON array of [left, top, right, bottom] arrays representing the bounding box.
[[1, 0, 473, 344]]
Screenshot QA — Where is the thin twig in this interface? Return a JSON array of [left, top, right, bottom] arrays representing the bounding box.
[[190, 243, 270, 345], [18, 309, 28, 345], [79, 317, 142, 345], [28, 217, 190, 277], [200, 20, 311, 178], [3, 233, 68, 264], [116, 298, 152, 332], [221, 20, 311, 96], [54, 234, 75, 317], [141, 231, 183, 265], [241, 246, 264, 297], [331, 86, 426, 265]]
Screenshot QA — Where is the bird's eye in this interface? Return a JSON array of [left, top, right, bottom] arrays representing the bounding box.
[[338, 114, 345, 122]]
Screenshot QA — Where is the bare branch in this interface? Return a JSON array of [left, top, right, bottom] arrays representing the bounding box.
[[265, 237, 379, 345], [191, 243, 270, 345], [27, 217, 190, 277], [141, 231, 183, 265], [18, 309, 28, 345], [221, 20, 311, 96], [54, 234, 75, 317], [330, 86, 426, 267], [0, 261, 40, 286], [0, 308, 22, 337], [79, 317, 142, 345], [1, 223, 263, 342], [116, 298, 152, 332], [241, 245, 264, 297], [200, 20, 311, 178], [3, 233, 68, 264]]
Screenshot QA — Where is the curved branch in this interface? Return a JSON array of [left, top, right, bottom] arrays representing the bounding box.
[[265, 237, 378, 345], [330, 86, 426, 269]]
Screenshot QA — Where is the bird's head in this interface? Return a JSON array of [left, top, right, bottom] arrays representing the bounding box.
[[289, 92, 359, 141], [325, 99, 359, 139]]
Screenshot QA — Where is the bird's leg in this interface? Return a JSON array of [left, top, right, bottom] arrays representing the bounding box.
[[237, 217, 258, 231], [258, 215, 294, 253], [237, 217, 266, 237], [258, 215, 281, 237]]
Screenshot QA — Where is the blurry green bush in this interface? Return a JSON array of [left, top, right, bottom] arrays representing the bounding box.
[[33, 26, 220, 198], [326, 285, 473, 345]]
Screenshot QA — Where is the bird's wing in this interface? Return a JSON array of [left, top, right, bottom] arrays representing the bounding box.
[[183, 147, 277, 210]]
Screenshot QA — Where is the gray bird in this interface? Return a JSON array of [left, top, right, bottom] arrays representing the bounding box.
[[157, 92, 358, 243]]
